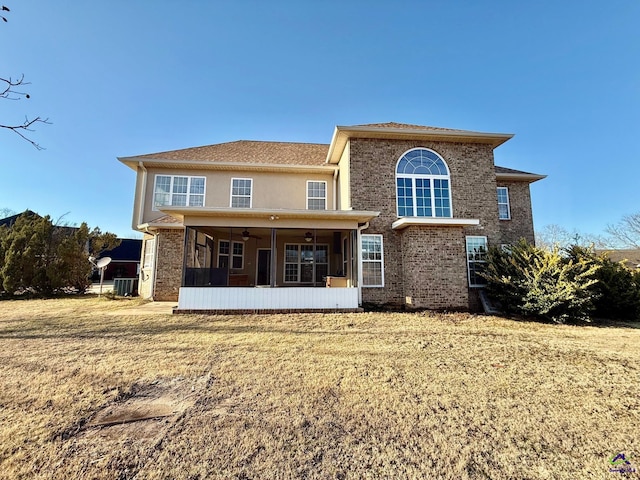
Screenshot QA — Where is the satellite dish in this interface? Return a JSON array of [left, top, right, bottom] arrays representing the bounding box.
[[95, 257, 112, 297], [96, 257, 112, 269]]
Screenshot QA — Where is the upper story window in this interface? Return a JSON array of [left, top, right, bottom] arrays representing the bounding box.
[[307, 181, 327, 210], [153, 175, 205, 209], [230, 178, 252, 208], [396, 148, 451, 218], [497, 187, 511, 220]]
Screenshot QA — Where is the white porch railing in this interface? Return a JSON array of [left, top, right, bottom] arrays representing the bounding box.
[[177, 287, 359, 311]]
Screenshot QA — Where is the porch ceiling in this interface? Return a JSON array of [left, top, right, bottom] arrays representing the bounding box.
[[158, 206, 379, 229]]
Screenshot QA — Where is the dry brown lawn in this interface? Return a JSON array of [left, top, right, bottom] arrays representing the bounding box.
[[0, 297, 638, 479]]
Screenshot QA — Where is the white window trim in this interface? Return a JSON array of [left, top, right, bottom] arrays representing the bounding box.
[[360, 234, 384, 288], [230, 178, 253, 208], [497, 187, 511, 220], [283, 243, 329, 284], [395, 148, 453, 219], [217, 239, 244, 270], [306, 180, 327, 210], [152, 175, 206, 211], [466, 236, 488, 288]]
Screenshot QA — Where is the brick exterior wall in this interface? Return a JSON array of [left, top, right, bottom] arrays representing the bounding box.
[[349, 138, 504, 310], [154, 228, 184, 301], [497, 181, 535, 245], [401, 226, 469, 309]]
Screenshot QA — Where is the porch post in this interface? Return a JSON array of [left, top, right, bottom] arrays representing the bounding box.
[[356, 227, 363, 305], [312, 228, 317, 287], [270, 228, 277, 287], [228, 227, 232, 286], [181, 227, 190, 287]]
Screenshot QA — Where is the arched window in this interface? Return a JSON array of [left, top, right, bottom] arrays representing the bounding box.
[[396, 148, 452, 218]]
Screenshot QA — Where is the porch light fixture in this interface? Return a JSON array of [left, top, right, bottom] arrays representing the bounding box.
[[305, 231, 313, 243], [242, 229, 250, 241]]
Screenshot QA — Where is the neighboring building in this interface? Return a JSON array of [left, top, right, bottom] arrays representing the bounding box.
[[119, 122, 545, 312], [93, 239, 143, 281], [0, 210, 38, 228], [598, 249, 640, 269]]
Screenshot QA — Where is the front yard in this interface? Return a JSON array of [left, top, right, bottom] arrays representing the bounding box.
[[0, 297, 638, 479]]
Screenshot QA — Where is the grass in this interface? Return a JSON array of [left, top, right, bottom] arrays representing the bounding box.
[[0, 297, 638, 479]]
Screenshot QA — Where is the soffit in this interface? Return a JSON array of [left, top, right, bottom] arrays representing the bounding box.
[[495, 166, 546, 183], [119, 158, 337, 174], [392, 218, 480, 230]]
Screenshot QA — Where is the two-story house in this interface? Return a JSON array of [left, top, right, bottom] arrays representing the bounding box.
[[119, 122, 544, 312]]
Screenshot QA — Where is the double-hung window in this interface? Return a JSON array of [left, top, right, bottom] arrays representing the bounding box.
[[218, 240, 244, 269], [466, 236, 488, 287], [230, 178, 252, 208], [153, 175, 205, 209], [307, 181, 326, 210], [497, 187, 511, 220], [396, 148, 451, 218], [361, 234, 384, 287], [284, 244, 328, 283]]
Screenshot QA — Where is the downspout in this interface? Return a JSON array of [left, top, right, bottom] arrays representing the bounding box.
[[137, 162, 148, 228], [333, 168, 338, 210], [356, 221, 369, 306]]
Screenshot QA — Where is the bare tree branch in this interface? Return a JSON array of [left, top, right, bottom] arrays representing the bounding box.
[[1, 5, 9, 23], [1, 75, 50, 149], [606, 213, 640, 249], [1, 74, 31, 99], [0, 115, 51, 150]]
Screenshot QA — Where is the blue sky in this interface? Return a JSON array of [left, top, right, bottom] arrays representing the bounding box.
[[1, 1, 638, 238]]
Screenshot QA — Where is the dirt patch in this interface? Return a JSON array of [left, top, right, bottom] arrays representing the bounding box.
[[79, 376, 203, 442], [48, 376, 211, 476]]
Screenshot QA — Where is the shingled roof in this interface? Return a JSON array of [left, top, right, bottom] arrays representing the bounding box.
[[123, 140, 330, 167], [355, 122, 476, 133], [120, 124, 541, 181]]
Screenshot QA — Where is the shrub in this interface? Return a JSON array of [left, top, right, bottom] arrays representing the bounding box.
[[483, 240, 600, 323], [565, 246, 640, 321]]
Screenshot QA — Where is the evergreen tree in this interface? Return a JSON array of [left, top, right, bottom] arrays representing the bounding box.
[[566, 245, 640, 320], [0, 212, 120, 295], [483, 239, 600, 323]]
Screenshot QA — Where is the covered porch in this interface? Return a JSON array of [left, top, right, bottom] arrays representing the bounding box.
[[159, 206, 378, 312]]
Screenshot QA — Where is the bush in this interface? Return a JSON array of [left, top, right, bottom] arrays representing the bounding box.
[[483, 240, 600, 323], [565, 246, 640, 321]]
